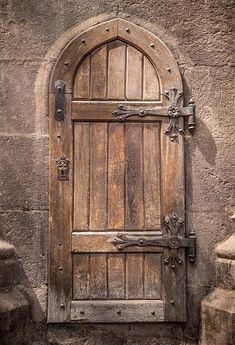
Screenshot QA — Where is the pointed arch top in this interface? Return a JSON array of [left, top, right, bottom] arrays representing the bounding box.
[[50, 18, 182, 94]]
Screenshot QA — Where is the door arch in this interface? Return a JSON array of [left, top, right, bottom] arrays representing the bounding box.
[[48, 18, 195, 323]]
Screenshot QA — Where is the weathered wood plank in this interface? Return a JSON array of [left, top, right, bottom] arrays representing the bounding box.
[[72, 232, 163, 253], [48, 94, 72, 322], [73, 123, 90, 230], [71, 300, 164, 322], [143, 123, 161, 229], [90, 254, 107, 299], [125, 124, 144, 230], [73, 254, 90, 299], [72, 102, 162, 121], [143, 56, 160, 100], [160, 117, 186, 321], [107, 254, 125, 299], [108, 123, 125, 230], [90, 45, 107, 99], [144, 254, 162, 299], [126, 45, 143, 100], [89, 123, 107, 230], [74, 55, 90, 99], [107, 41, 126, 99], [126, 254, 143, 299]]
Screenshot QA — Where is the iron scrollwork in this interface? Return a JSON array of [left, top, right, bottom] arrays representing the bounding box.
[[112, 88, 196, 141], [56, 154, 70, 181], [110, 213, 196, 270]]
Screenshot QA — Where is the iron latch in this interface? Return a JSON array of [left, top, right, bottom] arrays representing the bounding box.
[[111, 213, 196, 269], [55, 80, 65, 120]]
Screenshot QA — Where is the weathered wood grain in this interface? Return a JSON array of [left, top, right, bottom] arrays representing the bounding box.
[[144, 254, 162, 299], [71, 300, 164, 322], [73, 254, 90, 299], [73, 123, 90, 230], [143, 56, 160, 100], [108, 254, 125, 299], [90, 45, 107, 99], [89, 123, 107, 230], [126, 45, 143, 100], [126, 254, 144, 299], [74, 55, 90, 99], [90, 254, 107, 299]]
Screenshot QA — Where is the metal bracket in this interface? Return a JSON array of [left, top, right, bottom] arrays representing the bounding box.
[[111, 213, 196, 269], [55, 80, 65, 121], [56, 154, 70, 181], [112, 88, 196, 141]]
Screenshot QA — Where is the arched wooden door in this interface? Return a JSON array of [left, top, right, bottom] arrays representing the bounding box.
[[48, 19, 196, 323]]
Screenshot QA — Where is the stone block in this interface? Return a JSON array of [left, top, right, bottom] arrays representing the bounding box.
[[216, 258, 235, 290], [185, 137, 235, 212], [187, 211, 234, 287], [200, 288, 235, 345], [0, 210, 48, 288], [0, 135, 48, 210], [0, 61, 45, 135]]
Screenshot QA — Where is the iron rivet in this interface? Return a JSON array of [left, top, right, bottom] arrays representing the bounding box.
[[57, 109, 62, 113], [151, 311, 156, 316], [80, 310, 85, 315], [64, 61, 69, 66], [150, 43, 155, 48], [170, 300, 175, 305], [59, 267, 63, 271], [117, 310, 121, 315], [167, 67, 171, 72], [60, 303, 65, 309], [105, 27, 109, 31], [57, 87, 61, 91], [57, 134, 61, 138], [58, 242, 62, 246], [81, 39, 86, 43], [125, 28, 130, 32]]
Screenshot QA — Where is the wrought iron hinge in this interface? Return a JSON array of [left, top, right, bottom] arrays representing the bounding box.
[[112, 88, 196, 141], [56, 154, 70, 181], [111, 213, 196, 269], [55, 80, 65, 120]]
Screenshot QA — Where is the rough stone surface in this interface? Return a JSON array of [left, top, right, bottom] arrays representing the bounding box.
[[0, 0, 234, 344]]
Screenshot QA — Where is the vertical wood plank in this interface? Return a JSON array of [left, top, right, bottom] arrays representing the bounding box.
[[161, 118, 186, 321], [48, 94, 72, 322], [74, 55, 90, 99], [90, 45, 107, 99], [144, 254, 162, 299], [108, 124, 125, 230], [73, 255, 90, 299], [89, 123, 107, 230], [125, 124, 144, 230], [108, 254, 125, 299], [73, 123, 90, 230], [143, 56, 160, 100], [107, 41, 126, 99], [90, 254, 107, 299], [126, 45, 143, 100], [126, 254, 143, 299], [143, 123, 161, 229]]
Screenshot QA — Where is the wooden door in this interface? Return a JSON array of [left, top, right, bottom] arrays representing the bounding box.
[[48, 19, 196, 323]]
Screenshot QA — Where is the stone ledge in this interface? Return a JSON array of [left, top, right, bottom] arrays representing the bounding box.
[[216, 233, 235, 260]]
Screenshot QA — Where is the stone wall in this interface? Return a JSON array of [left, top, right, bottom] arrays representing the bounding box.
[[0, 1, 234, 344]]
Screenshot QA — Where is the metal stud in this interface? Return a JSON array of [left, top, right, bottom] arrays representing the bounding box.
[[59, 267, 63, 271], [60, 303, 65, 309], [64, 61, 69, 66], [125, 28, 130, 32], [81, 39, 86, 43], [58, 242, 62, 246], [167, 67, 171, 72], [80, 310, 85, 315], [150, 43, 155, 48], [151, 311, 156, 316], [117, 310, 121, 315], [105, 27, 109, 31], [170, 300, 175, 305]]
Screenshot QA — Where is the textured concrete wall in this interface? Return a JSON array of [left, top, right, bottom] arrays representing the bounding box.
[[0, 0, 234, 344]]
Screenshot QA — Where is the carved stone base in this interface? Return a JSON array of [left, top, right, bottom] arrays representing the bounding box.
[[199, 234, 235, 345]]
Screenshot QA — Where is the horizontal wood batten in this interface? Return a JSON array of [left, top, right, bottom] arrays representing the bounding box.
[[71, 300, 164, 322], [71, 102, 164, 121], [72, 231, 163, 253]]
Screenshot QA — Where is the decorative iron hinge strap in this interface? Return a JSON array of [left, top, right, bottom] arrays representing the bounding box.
[[55, 80, 65, 120], [111, 213, 196, 269], [112, 88, 196, 141]]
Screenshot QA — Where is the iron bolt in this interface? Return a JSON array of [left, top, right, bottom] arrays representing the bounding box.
[[125, 28, 130, 32], [64, 61, 69, 66], [170, 300, 175, 305], [117, 310, 121, 315], [58, 242, 62, 246], [80, 310, 85, 315], [59, 267, 63, 271], [105, 27, 109, 31], [150, 43, 155, 48], [167, 67, 171, 72], [60, 304, 65, 309], [81, 39, 86, 43], [151, 311, 156, 316]]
